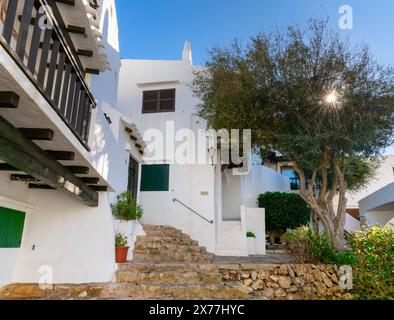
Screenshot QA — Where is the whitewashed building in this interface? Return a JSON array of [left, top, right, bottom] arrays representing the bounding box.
[[0, 0, 290, 289], [0, 0, 145, 287], [117, 43, 290, 257]]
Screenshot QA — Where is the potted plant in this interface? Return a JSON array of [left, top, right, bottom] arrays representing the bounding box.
[[115, 233, 129, 263], [112, 192, 144, 262], [246, 231, 256, 256], [111, 191, 144, 221]]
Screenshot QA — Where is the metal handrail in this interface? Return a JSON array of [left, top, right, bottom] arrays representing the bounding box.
[[173, 198, 214, 224]]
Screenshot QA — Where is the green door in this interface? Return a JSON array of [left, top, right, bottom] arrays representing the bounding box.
[[0, 207, 26, 248]]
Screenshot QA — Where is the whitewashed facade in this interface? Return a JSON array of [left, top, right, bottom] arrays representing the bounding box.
[[0, 0, 290, 289], [117, 44, 290, 256]]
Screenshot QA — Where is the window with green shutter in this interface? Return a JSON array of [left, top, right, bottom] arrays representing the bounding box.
[[140, 165, 170, 192], [0, 207, 26, 248]]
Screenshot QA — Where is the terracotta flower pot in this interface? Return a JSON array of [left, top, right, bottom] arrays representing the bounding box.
[[115, 246, 129, 263]]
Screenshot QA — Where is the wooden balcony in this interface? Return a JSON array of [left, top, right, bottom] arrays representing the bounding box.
[[0, 0, 111, 207], [0, 0, 96, 147]]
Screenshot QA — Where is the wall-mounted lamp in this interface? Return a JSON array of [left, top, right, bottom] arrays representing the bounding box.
[[208, 147, 216, 166]]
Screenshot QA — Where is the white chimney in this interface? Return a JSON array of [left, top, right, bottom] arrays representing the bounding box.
[[182, 41, 193, 65]]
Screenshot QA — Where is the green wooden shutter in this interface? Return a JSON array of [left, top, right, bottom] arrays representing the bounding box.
[[0, 207, 26, 248], [140, 165, 170, 192]]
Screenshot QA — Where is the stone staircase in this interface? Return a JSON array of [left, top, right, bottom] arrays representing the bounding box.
[[132, 225, 214, 263], [107, 225, 249, 299], [0, 225, 249, 300]]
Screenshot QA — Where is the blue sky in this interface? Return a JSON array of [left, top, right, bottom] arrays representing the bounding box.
[[116, 0, 394, 154], [116, 0, 394, 67]]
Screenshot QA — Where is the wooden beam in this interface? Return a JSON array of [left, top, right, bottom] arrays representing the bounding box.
[[81, 177, 100, 185], [124, 127, 133, 134], [85, 68, 100, 75], [28, 184, 55, 190], [0, 92, 20, 108], [65, 166, 89, 175], [90, 186, 108, 192], [0, 116, 98, 207], [10, 174, 37, 182], [130, 135, 138, 142], [18, 128, 54, 141], [54, 0, 75, 6], [0, 164, 21, 172], [45, 150, 75, 161], [77, 49, 93, 57], [66, 25, 85, 35]]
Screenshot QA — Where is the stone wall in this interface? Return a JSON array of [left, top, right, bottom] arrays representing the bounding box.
[[219, 264, 353, 300]]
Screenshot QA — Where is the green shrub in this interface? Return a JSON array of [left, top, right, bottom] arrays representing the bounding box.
[[111, 192, 143, 221], [246, 231, 256, 238], [283, 226, 356, 265], [258, 192, 310, 232], [115, 233, 128, 247], [349, 226, 394, 300]]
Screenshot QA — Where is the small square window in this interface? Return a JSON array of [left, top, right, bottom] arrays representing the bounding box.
[[142, 89, 176, 113]]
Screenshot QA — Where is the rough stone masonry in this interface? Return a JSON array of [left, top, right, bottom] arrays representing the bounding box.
[[218, 264, 354, 300]]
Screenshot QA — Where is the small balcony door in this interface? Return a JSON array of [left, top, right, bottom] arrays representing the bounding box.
[[127, 157, 139, 200]]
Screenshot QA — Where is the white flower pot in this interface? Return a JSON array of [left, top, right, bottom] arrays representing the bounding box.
[[247, 237, 255, 256]]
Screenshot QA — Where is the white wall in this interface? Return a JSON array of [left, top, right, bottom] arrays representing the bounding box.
[[366, 211, 394, 227], [241, 207, 266, 255], [118, 58, 217, 251], [0, 174, 33, 287], [140, 164, 216, 252], [12, 191, 116, 284], [222, 166, 291, 220], [359, 182, 394, 227], [341, 156, 394, 209]]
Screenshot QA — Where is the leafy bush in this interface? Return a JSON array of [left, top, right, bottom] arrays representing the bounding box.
[[246, 231, 256, 238], [111, 192, 143, 221], [283, 226, 356, 265], [258, 192, 310, 232], [115, 233, 128, 247], [349, 226, 394, 300]]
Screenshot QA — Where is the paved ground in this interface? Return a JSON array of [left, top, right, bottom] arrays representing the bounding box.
[[214, 253, 294, 264]]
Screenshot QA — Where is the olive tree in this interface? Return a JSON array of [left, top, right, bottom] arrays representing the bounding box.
[[192, 19, 394, 249]]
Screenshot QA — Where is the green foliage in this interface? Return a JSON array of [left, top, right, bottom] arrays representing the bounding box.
[[111, 192, 143, 221], [246, 231, 256, 238], [283, 226, 356, 265], [258, 192, 310, 232], [349, 226, 394, 300], [192, 17, 394, 198], [115, 233, 128, 247]]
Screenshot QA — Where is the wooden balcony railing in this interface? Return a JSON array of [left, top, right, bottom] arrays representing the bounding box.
[[0, 0, 96, 149]]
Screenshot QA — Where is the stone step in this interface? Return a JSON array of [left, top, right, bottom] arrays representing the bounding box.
[[116, 270, 222, 285], [134, 243, 207, 254], [136, 235, 198, 246], [118, 262, 218, 272], [142, 225, 185, 236], [0, 282, 250, 300], [133, 252, 214, 263], [100, 282, 249, 300]]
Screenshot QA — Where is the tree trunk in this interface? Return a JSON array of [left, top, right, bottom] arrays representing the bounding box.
[[293, 156, 347, 251]]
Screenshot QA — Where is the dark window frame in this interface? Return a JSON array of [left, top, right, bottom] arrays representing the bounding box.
[[142, 89, 176, 114]]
